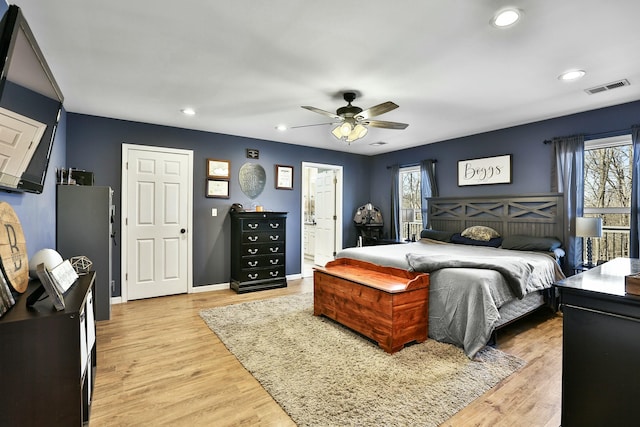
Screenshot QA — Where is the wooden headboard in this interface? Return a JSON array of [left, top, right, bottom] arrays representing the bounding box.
[[427, 193, 565, 241]]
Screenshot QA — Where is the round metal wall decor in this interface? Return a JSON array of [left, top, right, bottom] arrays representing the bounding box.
[[239, 163, 266, 199]]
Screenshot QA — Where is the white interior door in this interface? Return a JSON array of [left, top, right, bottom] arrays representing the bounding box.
[[0, 107, 46, 187], [122, 144, 193, 300], [314, 170, 337, 267]]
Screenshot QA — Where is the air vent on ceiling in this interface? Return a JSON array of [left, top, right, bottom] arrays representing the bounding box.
[[585, 79, 630, 95]]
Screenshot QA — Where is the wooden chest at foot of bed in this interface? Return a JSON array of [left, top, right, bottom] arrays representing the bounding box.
[[313, 258, 430, 353]]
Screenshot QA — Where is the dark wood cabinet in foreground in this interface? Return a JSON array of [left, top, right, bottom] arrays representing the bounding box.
[[0, 272, 96, 426], [230, 211, 287, 293], [554, 258, 640, 427]]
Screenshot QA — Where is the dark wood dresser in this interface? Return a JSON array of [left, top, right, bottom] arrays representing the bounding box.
[[230, 211, 287, 293], [0, 272, 96, 426], [554, 258, 640, 427]]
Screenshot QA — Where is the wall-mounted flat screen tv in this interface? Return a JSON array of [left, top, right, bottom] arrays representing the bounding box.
[[0, 5, 64, 193]]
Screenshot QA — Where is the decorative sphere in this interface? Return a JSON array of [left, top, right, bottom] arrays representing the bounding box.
[[28, 248, 63, 279]]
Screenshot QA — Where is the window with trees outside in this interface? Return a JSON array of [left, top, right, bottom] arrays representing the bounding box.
[[399, 165, 422, 241], [583, 134, 632, 264]]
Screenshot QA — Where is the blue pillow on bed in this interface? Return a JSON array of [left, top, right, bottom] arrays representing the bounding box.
[[420, 229, 454, 242], [450, 233, 503, 247], [501, 235, 562, 251]]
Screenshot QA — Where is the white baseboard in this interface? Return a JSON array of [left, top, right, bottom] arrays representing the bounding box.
[[110, 274, 302, 304], [191, 282, 230, 293]]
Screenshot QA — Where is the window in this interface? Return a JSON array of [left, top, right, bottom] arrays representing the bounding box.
[[583, 134, 633, 262], [399, 165, 422, 241]]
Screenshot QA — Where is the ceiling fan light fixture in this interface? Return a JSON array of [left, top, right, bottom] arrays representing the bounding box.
[[339, 122, 353, 136], [353, 124, 368, 138], [302, 91, 407, 144], [331, 125, 344, 139], [333, 122, 369, 143]]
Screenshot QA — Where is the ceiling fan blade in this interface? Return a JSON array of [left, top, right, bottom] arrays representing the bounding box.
[[288, 122, 335, 129], [301, 106, 343, 120], [356, 101, 399, 119], [363, 119, 409, 130]]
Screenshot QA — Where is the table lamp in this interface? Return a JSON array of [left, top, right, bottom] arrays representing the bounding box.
[[576, 217, 603, 268]]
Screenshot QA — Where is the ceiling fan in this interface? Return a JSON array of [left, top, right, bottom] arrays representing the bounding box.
[[300, 92, 409, 143]]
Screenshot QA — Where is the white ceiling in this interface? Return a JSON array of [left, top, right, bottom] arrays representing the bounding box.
[[11, 0, 640, 155]]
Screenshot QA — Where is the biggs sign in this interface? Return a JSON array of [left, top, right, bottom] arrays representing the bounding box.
[[457, 154, 512, 186]]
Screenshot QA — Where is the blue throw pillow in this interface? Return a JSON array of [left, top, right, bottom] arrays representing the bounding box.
[[420, 229, 454, 242], [501, 235, 562, 251], [451, 233, 503, 247]]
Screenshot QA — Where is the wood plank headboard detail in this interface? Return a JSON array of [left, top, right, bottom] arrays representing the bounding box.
[[427, 193, 565, 241]]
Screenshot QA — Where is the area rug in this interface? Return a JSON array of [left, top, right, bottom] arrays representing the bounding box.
[[199, 293, 525, 427]]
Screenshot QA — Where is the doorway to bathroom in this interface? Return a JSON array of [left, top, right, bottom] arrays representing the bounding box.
[[301, 162, 343, 277]]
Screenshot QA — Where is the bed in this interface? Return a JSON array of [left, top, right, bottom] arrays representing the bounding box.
[[336, 193, 566, 357]]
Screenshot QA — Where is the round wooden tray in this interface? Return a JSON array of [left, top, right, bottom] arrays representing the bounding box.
[[0, 201, 29, 293]]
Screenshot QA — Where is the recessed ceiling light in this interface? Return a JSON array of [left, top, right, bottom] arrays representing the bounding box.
[[558, 70, 586, 81], [181, 108, 196, 116], [492, 8, 522, 28], [275, 124, 288, 131]]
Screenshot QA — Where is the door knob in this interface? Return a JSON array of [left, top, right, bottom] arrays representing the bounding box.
[[180, 228, 186, 234]]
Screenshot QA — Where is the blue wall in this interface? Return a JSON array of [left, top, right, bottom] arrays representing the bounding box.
[[369, 100, 640, 236], [65, 113, 371, 295], [5, 99, 640, 298], [66, 100, 640, 296]]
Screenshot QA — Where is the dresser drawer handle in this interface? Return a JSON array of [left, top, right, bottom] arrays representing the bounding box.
[[248, 261, 258, 267], [248, 223, 259, 229], [270, 259, 279, 265], [269, 223, 280, 229], [269, 235, 280, 241], [270, 271, 279, 277], [248, 273, 258, 280], [248, 236, 258, 242], [248, 248, 258, 255], [269, 247, 279, 253]]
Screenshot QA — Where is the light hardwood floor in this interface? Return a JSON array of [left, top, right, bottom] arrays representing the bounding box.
[[91, 278, 562, 427]]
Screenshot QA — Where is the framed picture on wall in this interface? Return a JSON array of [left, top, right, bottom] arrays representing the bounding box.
[[206, 179, 230, 198], [275, 164, 293, 190], [207, 159, 230, 179], [457, 154, 512, 186]]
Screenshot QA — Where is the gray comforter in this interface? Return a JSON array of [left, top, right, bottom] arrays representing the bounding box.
[[406, 253, 534, 299], [336, 240, 565, 357]]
